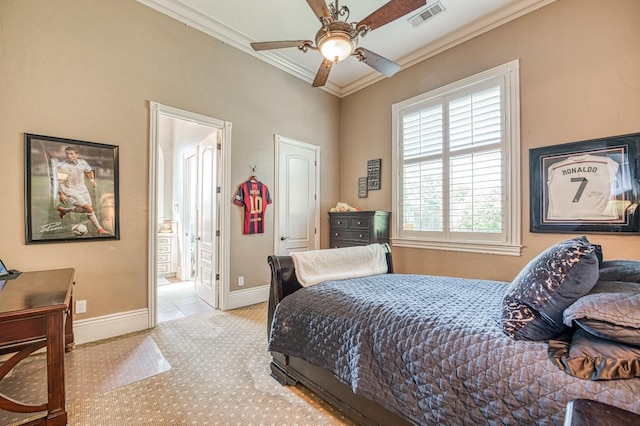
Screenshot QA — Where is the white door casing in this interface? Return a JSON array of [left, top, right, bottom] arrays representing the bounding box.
[[148, 101, 231, 326], [274, 135, 320, 255]]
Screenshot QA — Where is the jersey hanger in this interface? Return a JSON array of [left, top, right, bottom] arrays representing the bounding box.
[[249, 165, 259, 182]]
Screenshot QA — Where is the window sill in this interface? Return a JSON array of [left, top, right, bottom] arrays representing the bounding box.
[[392, 238, 522, 256]]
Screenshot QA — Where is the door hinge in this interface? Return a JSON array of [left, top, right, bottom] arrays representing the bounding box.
[[216, 230, 220, 237], [216, 186, 221, 193], [217, 143, 221, 150], [216, 273, 220, 281]]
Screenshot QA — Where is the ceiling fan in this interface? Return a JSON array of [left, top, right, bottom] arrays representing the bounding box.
[[250, 0, 427, 87]]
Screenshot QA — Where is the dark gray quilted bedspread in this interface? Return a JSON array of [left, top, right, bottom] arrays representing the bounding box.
[[268, 274, 640, 425]]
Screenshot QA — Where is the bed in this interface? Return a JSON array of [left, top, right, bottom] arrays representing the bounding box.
[[266, 240, 640, 425]]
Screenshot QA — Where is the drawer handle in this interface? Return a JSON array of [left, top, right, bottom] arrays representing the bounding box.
[[357, 221, 361, 225], [337, 220, 342, 224], [335, 233, 340, 236], [359, 234, 363, 238]]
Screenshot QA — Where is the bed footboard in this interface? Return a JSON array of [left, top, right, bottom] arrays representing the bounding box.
[[266, 254, 302, 338]]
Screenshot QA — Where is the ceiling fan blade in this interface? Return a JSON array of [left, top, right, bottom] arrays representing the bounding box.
[[250, 40, 312, 51], [306, 0, 332, 21], [312, 59, 333, 87], [358, 0, 426, 31], [355, 48, 401, 77]]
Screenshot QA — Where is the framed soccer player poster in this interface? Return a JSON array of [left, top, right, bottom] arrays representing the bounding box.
[[24, 133, 120, 244], [530, 132, 640, 234]]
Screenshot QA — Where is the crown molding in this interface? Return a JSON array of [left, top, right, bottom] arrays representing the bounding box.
[[340, 0, 557, 97], [135, 0, 341, 96], [137, 0, 556, 98]]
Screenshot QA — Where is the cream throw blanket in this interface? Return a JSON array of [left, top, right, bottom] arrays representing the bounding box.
[[291, 244, 388, 287]]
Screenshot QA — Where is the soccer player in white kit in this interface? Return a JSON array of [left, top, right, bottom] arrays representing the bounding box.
[[56, 146, 108, 234]]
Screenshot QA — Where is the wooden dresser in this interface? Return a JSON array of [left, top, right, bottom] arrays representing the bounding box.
[[329, 211, 390, 248]]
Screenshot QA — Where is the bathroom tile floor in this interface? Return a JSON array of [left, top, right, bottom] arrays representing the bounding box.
[[157, 278, 214, 323]]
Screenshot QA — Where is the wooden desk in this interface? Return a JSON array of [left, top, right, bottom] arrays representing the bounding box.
[[0, 268, 75, 426]]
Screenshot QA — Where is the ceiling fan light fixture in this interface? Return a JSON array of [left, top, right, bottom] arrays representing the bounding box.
[[252, 0, 426, 87], [316, 21, 355, 62], [319, 35, 354, 62]]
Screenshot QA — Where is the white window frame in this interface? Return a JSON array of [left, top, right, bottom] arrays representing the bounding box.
[[391, 60, 522, 256]]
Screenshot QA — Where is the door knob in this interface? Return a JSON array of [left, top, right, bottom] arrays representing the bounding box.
[[280, 236, 290, 241]]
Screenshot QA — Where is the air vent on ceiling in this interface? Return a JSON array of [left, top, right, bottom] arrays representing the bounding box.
[[408, 1, 446, 28]]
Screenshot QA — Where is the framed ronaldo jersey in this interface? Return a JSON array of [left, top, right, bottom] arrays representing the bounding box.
[[530, 132, 640, 234]]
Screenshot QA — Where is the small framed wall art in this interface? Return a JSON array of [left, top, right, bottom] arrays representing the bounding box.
[[367, 158, 381, 190], [358, 177, 368, 198], [529, 132, 640, 234], [24, 133, 120, 243]]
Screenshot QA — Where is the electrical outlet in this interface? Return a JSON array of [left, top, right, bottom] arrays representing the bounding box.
[[238, 276, 244, 286], [76, 300, 87, 314]]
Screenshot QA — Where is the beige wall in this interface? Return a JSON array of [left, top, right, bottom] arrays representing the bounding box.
[[2, 0, 638, 322], [0, 0, 340, 318], [341, 0, 640, 281]]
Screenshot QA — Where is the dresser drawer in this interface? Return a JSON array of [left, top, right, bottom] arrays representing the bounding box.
[[157, 244, 171, 254], [330, 217, 349, 229], [332, 230, 370, 242], [330, 241, 367, 248], [157, 252, 170, 263], [349, 217, 370, 229], [157, 237, 171, 245], [157, 263, 170, 274]]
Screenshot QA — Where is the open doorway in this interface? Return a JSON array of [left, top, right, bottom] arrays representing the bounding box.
[[148, 102, 231, 327]]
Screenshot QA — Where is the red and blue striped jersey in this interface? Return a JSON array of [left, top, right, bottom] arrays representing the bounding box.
[[234, 180, 272, 234]]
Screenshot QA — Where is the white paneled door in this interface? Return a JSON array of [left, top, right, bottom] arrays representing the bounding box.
[[196, 133, 220, 308], [275, 135, 320, 255]]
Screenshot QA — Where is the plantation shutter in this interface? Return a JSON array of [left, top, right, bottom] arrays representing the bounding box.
[[448, 85, 503, 234], [401, 82, 505, 241], [402, 103, 443, 233]]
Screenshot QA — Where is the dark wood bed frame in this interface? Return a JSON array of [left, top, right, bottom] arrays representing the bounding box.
[[266, 244, 412, 426]]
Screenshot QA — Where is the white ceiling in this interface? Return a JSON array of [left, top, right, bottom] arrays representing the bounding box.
[[136, 0, 555, 97]]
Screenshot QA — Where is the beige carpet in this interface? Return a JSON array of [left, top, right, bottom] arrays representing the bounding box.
[[1, 302, 354, 425]]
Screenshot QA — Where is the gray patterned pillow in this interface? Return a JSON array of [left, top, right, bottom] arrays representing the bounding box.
[[598, 260, 640, 283], [563, 283, 640, 345], [501, 236, 599, 341]]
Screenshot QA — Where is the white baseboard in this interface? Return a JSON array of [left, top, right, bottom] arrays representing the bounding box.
[[224, 284, 269, 310], [72, 286, 269, 345], [73, 308, 149, 345]]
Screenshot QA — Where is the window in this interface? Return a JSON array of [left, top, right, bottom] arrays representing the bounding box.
[[392, 60, 521, 256]]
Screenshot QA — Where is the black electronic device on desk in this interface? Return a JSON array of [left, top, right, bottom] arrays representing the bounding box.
[[0, 259, 21, 280]]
